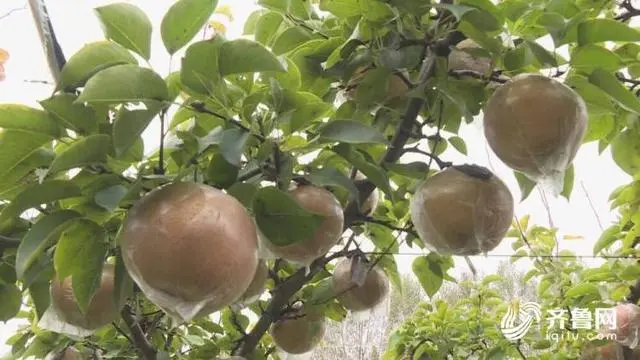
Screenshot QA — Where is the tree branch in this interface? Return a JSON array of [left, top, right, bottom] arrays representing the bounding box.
[[448, 69, 510, 83], [615, 0, 640, 22], [0, 4, 27, 22], [399, 147, 452, 169], [189, 102, 265, 141], [234, 248, 357, 356], [0, 234, 20, 248], [28, 0, 66, 85], [234, 8, 465, 358], [354, 215, 419, 238], [121, 306, 157, 360], [342, 31, 464, 228]]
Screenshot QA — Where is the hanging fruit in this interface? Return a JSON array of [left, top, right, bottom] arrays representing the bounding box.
[[483, 73, 588, 189], [410, 165, 514, 256]]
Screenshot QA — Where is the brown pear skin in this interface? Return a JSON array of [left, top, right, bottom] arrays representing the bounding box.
[[354, 171, 379, 216], [346, 66, 410, 101], [332, 258, 389, 311], [265, 185, 344, 265], [483, 73, 587, 180], [119, 182, 259, 316], [448, 39, 493, 74], [270, 306, 326, 354], [410, 165, 514, 256], [50, 264, 120, 330]]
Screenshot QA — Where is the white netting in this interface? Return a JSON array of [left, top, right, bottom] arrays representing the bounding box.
[[410, 165, 514, 256]]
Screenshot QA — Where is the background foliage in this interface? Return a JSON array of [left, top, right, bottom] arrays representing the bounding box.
[[0, 0, 639, 359]]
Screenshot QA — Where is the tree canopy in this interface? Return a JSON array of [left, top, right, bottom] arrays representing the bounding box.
[[1, 0, 640, 359]]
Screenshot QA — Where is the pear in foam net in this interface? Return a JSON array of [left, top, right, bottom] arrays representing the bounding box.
[[270, 303, 326, 354], [331, 257, 389, 312], [354, 171, 379, 216], [483, 73, 587, 183], [119, 182, 259, 321], [448, 39, 493, 74], [345, 66, 410, 102], [410, 165, 514, 256], [263, 185, 344, 266], [50, 264, 121, 331]]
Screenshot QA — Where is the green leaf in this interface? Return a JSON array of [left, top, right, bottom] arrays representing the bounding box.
[[226, 182, 259, 210], [243, 10, 264, 35], [220, 128, 250, 167], [375, 254, 403, 294], [448, 136, 467, 155], [331, 143, 394, 201], [0, 148, 54, 199], [15, 210, 81, 279], [58, 41, 138, 91], [514, 171, 536, 202], [39, 94, 100, 134], [253, 186, 325, 246], [0, 180, 81, 231], [571, 45, 624, 72], [94, 3, 152, 59], [48, 134, 112, 174], [165, 72, 182, 102], [486, 347, 507, 360], [353, 68, 393, 104], [161, 0, 219, 54], [318, 120, 387, 145], [360, 0, 393, 22], [0, 284, 21, 321], [0, 104, 61, 138], [611, 128, 640, 176], [272, 27, 312, 55], [577, 19, 640, 46], [583, 114, 617, 141], [564, 283, 601, 301], [560, 164, 574, 200], [254, 12, 284, 45], [458, 0, 504, 32], [319, 0, 361, 18], [219, 39, 285, 76], [589, 69, 640, 115], [206, 152, 239, 189], [307, 167, 359, 202], [412, 253, 453, 297], [593, 225, 620, 255], [113, 103, 162, 156], [76, 64, 169, 105], [113, 249, 133, 311], [433, 4, 476, 21], [28, 279, 51, 320], [428, 138, 447, 156], [367, 224, 400, 253], [53, 219, 108, 314], [620, 265, 640, 281], [525, 40, 558, 68], [94, 185, 129, 212], [181, 39, 224, 95]]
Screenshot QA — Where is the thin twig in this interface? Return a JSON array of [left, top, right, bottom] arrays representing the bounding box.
[[189, 102, 265, 141], [120, 305, 157, 360], [0, 234, 20, 247], [0, 4, 27, 22], [448, 69, 510, 83], [156, 109, 166, 175], [580, 181, 604, 232], [355, 215, 419, 238], [615, 0, 640, 22], [112, 322, 134, 345], [400, 147, 452, 169]]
